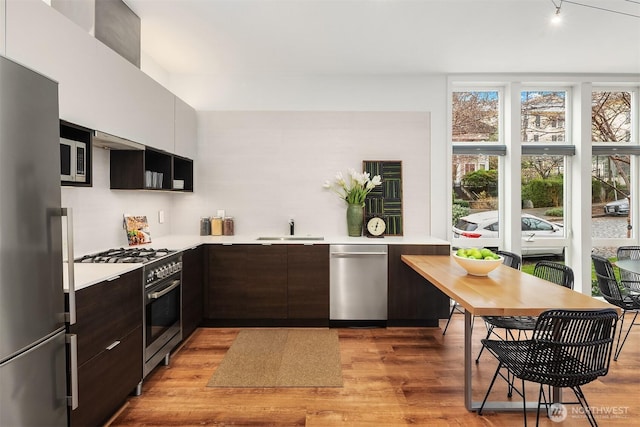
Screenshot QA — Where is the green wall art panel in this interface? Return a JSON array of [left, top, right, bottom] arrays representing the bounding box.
[[363, 160, 403, 236]]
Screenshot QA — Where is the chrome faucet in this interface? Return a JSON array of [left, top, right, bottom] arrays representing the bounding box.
[[289, 218, 295, 236]]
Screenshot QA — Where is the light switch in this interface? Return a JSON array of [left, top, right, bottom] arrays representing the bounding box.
[[158, 210, 165, 224]]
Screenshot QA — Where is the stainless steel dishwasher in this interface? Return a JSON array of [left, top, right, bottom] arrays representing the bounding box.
[[330, 244, 388, 324]]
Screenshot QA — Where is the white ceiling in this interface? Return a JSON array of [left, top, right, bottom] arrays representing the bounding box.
[[124, 0, 640, 78]]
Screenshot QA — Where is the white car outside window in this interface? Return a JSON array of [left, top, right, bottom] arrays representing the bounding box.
[[453, 210, 564, 257]]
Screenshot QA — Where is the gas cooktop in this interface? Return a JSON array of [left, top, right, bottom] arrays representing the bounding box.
[[76, 248, 176, 264]]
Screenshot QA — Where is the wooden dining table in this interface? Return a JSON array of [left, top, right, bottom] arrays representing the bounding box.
[[401, 254, 620, 412]]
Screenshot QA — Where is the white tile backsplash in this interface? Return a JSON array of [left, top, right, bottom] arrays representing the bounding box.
[[172, 111, 431, 238], [61, 147, 176, 256]]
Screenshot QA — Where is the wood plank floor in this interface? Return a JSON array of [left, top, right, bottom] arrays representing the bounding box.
[[110, 313, 639, 426]]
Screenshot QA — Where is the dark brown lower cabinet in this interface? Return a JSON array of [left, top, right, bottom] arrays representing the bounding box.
[[69, 269, 143, 427], [71, 327, 142, 427], [181, 245, 204, 338], [287, 245, 329, 322], [207, 245, 288, 320], [205, 243, 447, 327], [387, 244, 450, 326], [205, 244, 329, 325]]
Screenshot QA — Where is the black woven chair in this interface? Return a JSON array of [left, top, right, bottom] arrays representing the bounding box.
[[476, 260, 574, 364], [592, 254, 640, 361], [533, 260, 574, 290], [442, 250, 521, 335], [496, 250, 522, 270], [616, 246, 640, 294], [478, 309, 618, 427]]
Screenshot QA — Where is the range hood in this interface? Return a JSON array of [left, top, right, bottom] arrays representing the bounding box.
[[92, 130, 144, 150]]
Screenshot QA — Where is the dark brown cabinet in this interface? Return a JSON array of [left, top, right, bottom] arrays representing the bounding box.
[[110, 147, 193, 191], [69, 269, 143, 427], [205, 243, 447, 327], [287, 245, 329, 322], [387, 245, 450, 326], [206, 244, 329, 325], [207, 245, 288, 321], [181, 245, 204, 338]]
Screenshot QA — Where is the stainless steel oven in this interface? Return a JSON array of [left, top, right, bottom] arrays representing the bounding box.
[[143, 253, 183, 377]]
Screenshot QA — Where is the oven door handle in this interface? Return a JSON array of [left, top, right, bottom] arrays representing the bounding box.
[[149, 280, 181, 300]]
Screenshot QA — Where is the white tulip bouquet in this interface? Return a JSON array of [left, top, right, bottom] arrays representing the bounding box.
[[323, 168, 382, 205]]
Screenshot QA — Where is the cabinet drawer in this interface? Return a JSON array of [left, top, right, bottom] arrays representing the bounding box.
[[70, 269, 142, 366], [70, 326, 143, 427]]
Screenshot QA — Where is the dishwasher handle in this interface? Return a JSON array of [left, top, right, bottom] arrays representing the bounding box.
[[331, 251, 388, 256]]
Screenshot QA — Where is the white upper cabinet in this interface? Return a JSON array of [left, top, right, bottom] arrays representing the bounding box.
[[5, 0, 98, 126], [174, 96, 197, 159], [5, 0, 174, 153], [90, 41, 174, 152]]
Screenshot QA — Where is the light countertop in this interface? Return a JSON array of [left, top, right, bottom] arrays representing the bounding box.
[[63, 262, 142, 292], [66, 234, 450, 291]]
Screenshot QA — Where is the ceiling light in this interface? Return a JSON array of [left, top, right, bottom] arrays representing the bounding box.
[[551, 0, 563, 24], [551, 0, 640, 20]]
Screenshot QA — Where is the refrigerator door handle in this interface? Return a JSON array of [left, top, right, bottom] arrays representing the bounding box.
[[61, 207, 76, 325], [66, 334, 79, 409]]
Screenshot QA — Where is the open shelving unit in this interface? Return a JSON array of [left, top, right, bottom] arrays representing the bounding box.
[[110, 147, 193, 192]]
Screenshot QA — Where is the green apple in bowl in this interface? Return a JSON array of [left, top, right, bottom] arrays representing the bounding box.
[[453, 248, 503, 276]]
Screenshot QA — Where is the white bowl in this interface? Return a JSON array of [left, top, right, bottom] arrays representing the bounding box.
[[452, 253, 504, 276]]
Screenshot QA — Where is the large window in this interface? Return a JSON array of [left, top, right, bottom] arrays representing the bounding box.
[[591, 89, 637, 241], [451, 89, 503, 249], [452, 154, 500, 244], [450, 80, 639, 296], [592, 154, 632, 239], [521, 154, 566, 258]]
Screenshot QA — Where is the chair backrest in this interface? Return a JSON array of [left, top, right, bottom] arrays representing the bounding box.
[[533, 260, 574, 289], [526, 309, 618, 388], [591, 254, 625, 306], [496, 250, 522, 270], [616, 246, 640, 293]]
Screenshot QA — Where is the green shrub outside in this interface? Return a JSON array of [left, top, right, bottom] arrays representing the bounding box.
[[592, 177, 628, 203], [544, 207, 564, 217], [462, 170, 498, 196], [522, 178, 563, 208], [452, 204, 469, 225], [453, 199, 470, 208]]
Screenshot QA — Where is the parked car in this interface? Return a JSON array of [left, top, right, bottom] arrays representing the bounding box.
[[453, 210, 564, 257], [604, 198, 629, 216]]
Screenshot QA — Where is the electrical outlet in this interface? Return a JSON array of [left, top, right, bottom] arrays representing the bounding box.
[[158, 210, 165, 224]]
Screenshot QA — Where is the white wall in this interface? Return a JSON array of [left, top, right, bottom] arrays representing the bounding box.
[[171, 110, 435, 238], [61, 147, 178, 255], [169, 73, 450, 240]]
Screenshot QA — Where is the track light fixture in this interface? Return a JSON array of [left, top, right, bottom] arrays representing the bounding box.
[[551, 0, 563, 24], [551, 0, 640, 20]]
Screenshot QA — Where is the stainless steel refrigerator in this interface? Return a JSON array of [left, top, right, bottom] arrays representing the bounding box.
[[0, 55, 71, 426]]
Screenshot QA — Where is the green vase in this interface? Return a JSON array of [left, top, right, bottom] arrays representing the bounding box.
[[346, 203, 364, 237]]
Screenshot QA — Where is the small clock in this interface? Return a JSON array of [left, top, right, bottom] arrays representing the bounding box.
[[366, 216, 386, 238]]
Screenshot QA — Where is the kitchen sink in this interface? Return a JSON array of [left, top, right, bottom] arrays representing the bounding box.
[[256, 236, 324, 241]]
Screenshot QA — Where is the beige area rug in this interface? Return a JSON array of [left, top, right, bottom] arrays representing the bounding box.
[[207, 329, 343, 388]]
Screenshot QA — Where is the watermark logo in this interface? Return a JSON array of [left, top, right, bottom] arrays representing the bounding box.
[[548, 404, 630, 422], [549, 403, 567, 422]]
